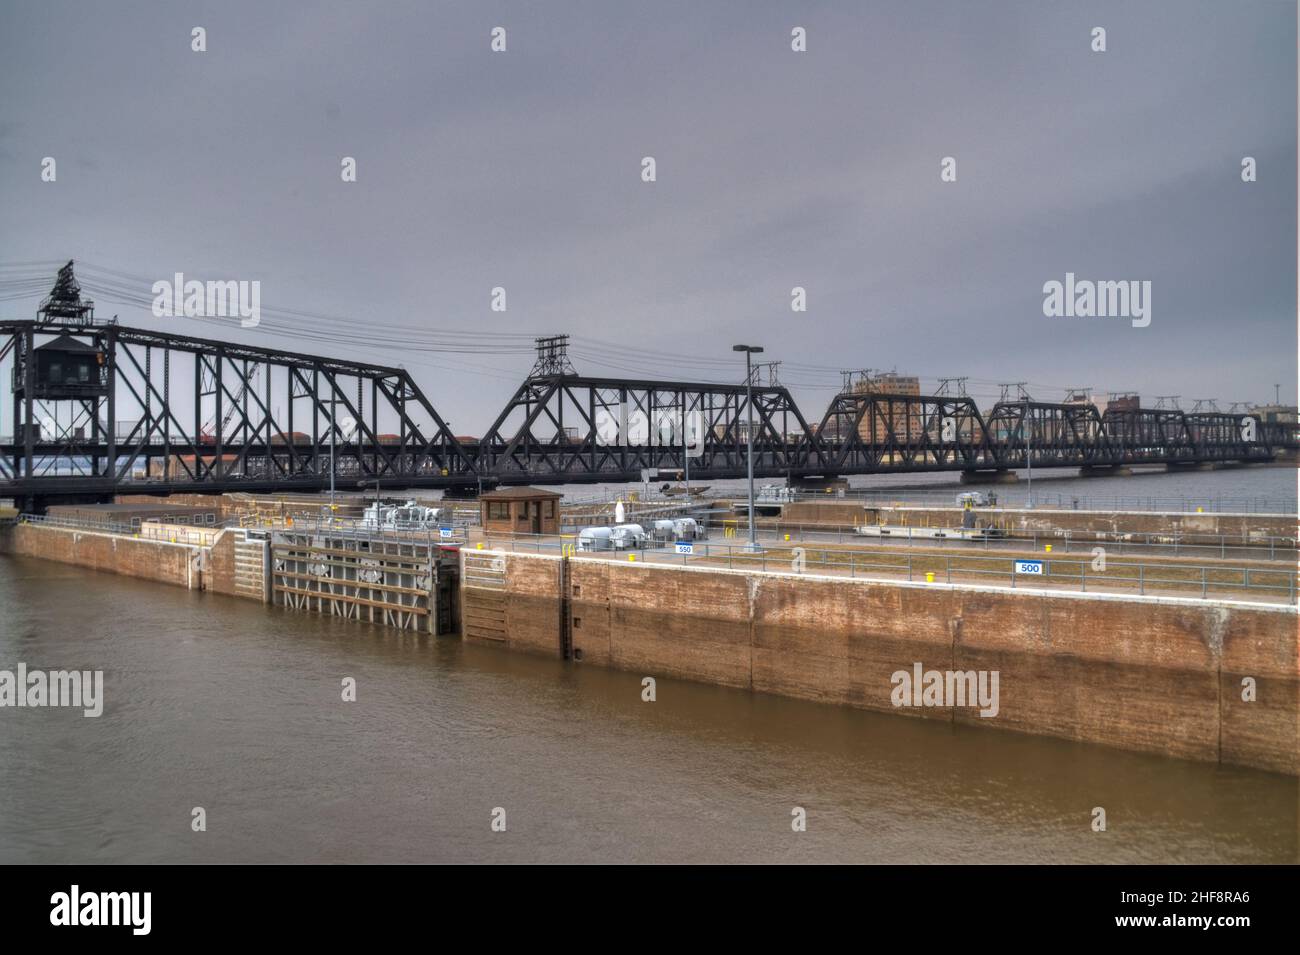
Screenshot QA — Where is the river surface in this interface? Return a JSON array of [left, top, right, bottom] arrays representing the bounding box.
[[1, 546, 1295, 864]]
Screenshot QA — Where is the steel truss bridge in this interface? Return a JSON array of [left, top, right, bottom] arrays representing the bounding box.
[[2, 315, 1295, 509]]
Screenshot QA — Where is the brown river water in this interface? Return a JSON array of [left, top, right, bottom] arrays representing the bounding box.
[[0, 553, 1295, 864]]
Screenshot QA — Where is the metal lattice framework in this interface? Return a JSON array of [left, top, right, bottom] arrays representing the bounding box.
[[0, 264, 1295, 507], [2, 317, 1291, 509], [475, 372, 819, 482], [813, 393, 994, 472], [2, 319, 472, 505]]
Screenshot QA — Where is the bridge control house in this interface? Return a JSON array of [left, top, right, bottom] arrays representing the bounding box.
[[32, 334, 107, 399], [479, 487, 562, 536]]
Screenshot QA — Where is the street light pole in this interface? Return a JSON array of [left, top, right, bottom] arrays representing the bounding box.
[[1023, 396, 1033, 508], [682, 395, 690, 500], [329, 393, 336, 515], [733, 344, 764, 552]]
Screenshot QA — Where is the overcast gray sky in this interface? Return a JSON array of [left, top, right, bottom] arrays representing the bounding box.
[[1, 0, 1295, 432]]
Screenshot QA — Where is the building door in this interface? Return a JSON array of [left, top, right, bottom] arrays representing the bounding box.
[[531, 502, 541, 535]]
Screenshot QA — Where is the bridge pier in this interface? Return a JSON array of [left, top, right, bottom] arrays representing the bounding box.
[[1077, 465, 1133, 478], [788, 475, 849, 492], [960, 469, 1019, 485], [1165, 462, 1216, 472]]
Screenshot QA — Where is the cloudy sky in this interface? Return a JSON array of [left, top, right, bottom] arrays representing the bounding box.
[[1, 0, 1295, 432]]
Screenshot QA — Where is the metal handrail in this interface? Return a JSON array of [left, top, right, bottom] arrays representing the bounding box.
[[751, 520, 1295, 559], [468, 532, 1299, 605]]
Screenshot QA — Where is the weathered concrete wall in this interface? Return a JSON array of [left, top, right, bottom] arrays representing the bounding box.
[[206, 528, 270, 601], [1, 522, 196, 588], [206, 528, 241, 597], [463, 551, 1299, 775], [0, 522, 270, 602]]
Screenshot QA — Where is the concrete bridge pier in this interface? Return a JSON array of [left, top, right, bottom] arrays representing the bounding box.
[[1078, 464, 1133, 478], [960, 469, 1019, 485], [1165, 461, 1216, 473]]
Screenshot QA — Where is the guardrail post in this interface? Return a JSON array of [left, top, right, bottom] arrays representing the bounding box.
[[1202, 567, 1207, 599], [908, 555, 912, 582], [1139, 564, 1144, 596]]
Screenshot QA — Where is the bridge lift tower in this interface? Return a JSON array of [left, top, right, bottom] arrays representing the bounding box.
[[7, 261, 115, 489]]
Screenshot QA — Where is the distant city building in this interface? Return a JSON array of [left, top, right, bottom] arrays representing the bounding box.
[[148, 453, 242, 479], [714, 420, 761, 444], [851, 372, 920, 444], [1105, 393, 1141, 414], [1249, 403, 1298, 424]]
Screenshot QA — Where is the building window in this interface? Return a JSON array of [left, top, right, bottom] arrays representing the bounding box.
[[572, 584, 581, 597], [487, 501, 509, 521], [573, 617, 582, 629], [544, 501, 555, 518]]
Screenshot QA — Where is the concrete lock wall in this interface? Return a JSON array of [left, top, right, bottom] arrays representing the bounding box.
[[1, 522, 196, 588], [462, 551, 1299, 775], [0, 522, 268, 601]]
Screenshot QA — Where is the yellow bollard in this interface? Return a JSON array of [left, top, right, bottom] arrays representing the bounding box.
[[476, 542, 484, 550], [1196, 506, 1203, 513], [784, 534, 790, 542], [925, 572, 935, 583], [628, 553, 636, 562], [1045, 544, 1051, 553]]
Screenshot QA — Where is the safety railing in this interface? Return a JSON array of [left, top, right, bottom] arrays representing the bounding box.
[[253, 513, 470, 547], [749, 520, 1297, 560], [16, 512, 220, 544], [788, 487, 1298, 515], [467, 533, 1299, 605]]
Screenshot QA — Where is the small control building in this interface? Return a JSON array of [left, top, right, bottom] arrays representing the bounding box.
[[479, 486, 562, 536]]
